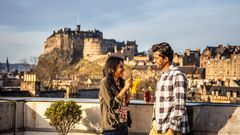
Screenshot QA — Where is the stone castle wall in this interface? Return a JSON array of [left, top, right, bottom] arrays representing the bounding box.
[[44, 32, 83, 55], [43, 25, 138, 62], [83, 38, 103, 59]]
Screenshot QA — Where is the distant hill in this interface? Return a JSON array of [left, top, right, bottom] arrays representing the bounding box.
[[0, 63, 4, 71], [0, 62, 31, 72]]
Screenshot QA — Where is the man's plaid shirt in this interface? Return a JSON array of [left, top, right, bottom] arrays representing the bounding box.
[[153, 65, 189, 134]]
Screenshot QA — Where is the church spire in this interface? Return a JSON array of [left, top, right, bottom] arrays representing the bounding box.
[[5, 57, 10, 73]]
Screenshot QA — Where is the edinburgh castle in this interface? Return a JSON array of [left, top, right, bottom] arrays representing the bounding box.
[[44, 25, 138, 62]]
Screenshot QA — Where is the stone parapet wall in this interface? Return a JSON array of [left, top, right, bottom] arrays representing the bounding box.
[[1, 98, 240, 135]]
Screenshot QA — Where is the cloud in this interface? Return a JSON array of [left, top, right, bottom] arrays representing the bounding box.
[[0, 0, 240, 62], [102, 0, 240, 52], [0, 25, 48, 62]]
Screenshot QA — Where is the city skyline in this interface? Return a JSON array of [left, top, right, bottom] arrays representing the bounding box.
[[0, 0, 240, 63]]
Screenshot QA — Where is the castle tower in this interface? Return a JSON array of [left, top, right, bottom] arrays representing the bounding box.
[[83, 38, 103, 60]]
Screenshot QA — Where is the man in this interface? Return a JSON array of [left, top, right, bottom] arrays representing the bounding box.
[[149, 42, 189, 135]]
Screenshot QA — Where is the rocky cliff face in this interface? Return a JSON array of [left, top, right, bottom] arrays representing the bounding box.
[[35, 48, 104, 89]]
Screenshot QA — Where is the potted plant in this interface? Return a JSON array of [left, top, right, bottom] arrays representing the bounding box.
[[44, 100, 82, 135]]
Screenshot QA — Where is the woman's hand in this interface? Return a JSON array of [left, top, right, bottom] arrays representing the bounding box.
[[124, 78, 133, 90], [117, 78, 133, 98]]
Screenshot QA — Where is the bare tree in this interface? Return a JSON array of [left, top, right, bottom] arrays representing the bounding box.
[[19, 56, 39, 72], [19, 58, 31, 71], [35, 49, 69, 90], [36, 54, 59, 90], [29, 56, 38, 71]]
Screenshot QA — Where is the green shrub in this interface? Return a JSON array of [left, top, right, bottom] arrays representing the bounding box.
[[44, 100, 82, 135]]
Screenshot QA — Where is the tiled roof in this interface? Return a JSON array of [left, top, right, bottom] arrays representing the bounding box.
[[178, 66, 205, 75], [132, 65, 158, 70]]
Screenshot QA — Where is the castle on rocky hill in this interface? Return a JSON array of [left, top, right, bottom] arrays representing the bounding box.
[[44, 25, 138, 61]]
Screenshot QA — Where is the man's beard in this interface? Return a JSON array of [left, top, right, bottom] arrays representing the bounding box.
[[157, 61, 167, 71]]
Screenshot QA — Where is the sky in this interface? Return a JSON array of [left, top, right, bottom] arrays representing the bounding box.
[[0, 0, 240, 63]]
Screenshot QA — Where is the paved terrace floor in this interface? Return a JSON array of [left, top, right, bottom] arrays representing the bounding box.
[[0, 97, 240, 135]]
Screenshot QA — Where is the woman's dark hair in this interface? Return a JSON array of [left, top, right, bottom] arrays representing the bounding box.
[[152, 42, 174, 62], [103, 56, 124, 77]]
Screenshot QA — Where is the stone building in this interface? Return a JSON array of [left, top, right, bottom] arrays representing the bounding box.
[[178, 66, 205, 80], [200, 85, 240, 103], [132, 55, 151, 66], [109, 40, 138, 61], [52, 77, 72, 91], [44, 25, 138, 62], [183, 49, 201, 66], [200, 45, 240, 80], [173, 53, 183, 66], [44, 25, 84, 58], [20, 73, 40, 96], [122, 40, 138, 59], [83, 38, 103, 60], [173, 48, 200, 66], [102, 39, 125, 53]]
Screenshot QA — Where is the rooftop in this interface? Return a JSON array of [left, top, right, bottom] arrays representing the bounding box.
[[1, 97, 240, 135]]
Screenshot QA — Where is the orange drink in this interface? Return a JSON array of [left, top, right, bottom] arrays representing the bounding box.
[[131, 78, 140, 94]]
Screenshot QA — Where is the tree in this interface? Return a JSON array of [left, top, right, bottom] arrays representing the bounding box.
[[44, 100, 82, 135], [35, 49, 70, 90], [20, 56, 38, 72], [29, 56, 38, 71], [20, 58, 32, 71]]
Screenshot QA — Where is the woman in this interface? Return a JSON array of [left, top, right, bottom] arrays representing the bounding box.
[[99, 56, 133, 135]]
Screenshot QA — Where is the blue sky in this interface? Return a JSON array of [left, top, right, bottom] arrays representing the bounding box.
[[0, 0, 240, 63]]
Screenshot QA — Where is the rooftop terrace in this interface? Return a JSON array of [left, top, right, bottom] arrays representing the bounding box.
[[0, 97, 240, 135]]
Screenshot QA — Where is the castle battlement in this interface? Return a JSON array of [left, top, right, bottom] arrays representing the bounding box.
[[84, 38, 102, 43], [44, 25, 139, 61]]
